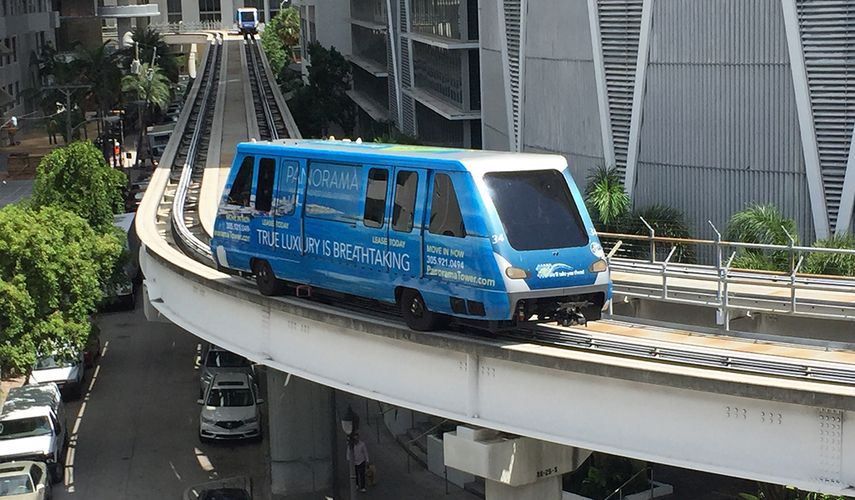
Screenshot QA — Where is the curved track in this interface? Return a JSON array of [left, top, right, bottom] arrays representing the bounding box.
[[134, 32, 855, 495]]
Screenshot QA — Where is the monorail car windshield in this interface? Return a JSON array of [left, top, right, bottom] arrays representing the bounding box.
[[211, 139, 612, 331], [237, 7, 259, 35]]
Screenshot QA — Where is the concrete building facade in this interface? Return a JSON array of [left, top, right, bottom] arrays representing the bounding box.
[[0, 0, 59, 122], [480, 0, 855, 241], [298, 0, 481, 148], [305, 0, 855, 240]]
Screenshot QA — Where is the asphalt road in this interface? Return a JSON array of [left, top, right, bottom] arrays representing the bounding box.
[[54, 295, 269, 499]]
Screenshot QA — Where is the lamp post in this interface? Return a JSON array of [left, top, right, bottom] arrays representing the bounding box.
[[340, 405, 359, 500]]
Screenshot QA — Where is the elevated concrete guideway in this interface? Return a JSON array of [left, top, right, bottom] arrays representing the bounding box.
[[138, 32, 855, 497]]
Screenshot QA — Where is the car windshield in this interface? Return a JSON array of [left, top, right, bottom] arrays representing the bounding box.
[[0, 474, 33, 496], [205, 351, 250, 369], [483, 170, 589, 251], [33, 355, 76, 370], [207, 388, 254, 407], [0, 417, 52, 440]]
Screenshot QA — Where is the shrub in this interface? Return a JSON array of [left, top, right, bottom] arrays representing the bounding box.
[[802, 233, 855, 277]]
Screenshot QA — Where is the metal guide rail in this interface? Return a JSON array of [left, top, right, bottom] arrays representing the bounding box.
[[245, 34, 288, 141], [600, 227, 855, 327], [521, 322, 855, 385], [169, 35, 221, 262]]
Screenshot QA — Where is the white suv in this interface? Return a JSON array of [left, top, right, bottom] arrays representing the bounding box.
[[197, 373, 263, 442]]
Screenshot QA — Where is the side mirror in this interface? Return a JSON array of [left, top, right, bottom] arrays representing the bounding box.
[[36, 484, 44, 491], [256, 399, 264, 405], [196, 399, 204, 405]]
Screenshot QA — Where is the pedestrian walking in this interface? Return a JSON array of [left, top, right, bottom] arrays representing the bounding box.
[[47, 119, 58, 145], [347, 432, 370, 492]]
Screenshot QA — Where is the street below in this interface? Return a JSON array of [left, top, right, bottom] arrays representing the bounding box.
[[54, 297, 269, 499]]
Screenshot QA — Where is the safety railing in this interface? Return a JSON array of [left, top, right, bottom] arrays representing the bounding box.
[[600, 220, 855, 328]]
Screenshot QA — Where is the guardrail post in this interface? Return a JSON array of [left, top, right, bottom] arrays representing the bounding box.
[[640, 216, 655, 263], [782, 226, 796, 275], [722, 252, 736, 331], [708, 221, 724, 316]]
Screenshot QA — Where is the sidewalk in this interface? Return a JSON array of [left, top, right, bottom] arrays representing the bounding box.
[[330, 393, 481, 500]]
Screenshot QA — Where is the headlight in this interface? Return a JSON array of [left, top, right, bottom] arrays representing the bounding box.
[[200, 415, 216, 424], [244, 417, 258, 424], [589, 259, 608, 273], [505, 267, 530, 279]]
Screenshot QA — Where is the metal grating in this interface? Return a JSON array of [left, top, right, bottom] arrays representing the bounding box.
[[596, 0, 643, 179], [503, 0, 522, 151], [796, 0, 855, 231], [399, 0, 416, 134]]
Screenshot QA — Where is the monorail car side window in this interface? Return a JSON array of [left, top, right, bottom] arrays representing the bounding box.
[[255, 157, 276, 212], [428, 173, 466, 238], [227, 156, 254, 206], [276, 159, 299, 215], [363, 168, 388, 228], [392, 171, 417, 232]]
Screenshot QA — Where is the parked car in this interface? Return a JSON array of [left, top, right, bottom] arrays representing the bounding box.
[[28, 353, 84, 400], [198, 488, 250, 500], [198, 373, 263, 442], [0, 384, 68, 484], [199, 345, 254, 398], [0, 461, 50, 499]]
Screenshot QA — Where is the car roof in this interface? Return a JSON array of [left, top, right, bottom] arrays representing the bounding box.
[[2, 384, 60, 415], [211, 372, 252, 387], [0, 462, 40, 476], [237, 139, 569, 175]]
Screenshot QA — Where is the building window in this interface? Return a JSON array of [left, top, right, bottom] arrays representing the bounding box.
[[11, 37, 16, 63], [1, 0, 6, 16], [14, 82, 19, 105], [198, 0, 221, 22], [167, 0, 182, 22], [308, 6, 316, 43]]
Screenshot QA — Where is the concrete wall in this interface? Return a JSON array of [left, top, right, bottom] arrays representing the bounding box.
[[633, 0, 814, 242], [293, 0, 351, 56], [520, 0, 604, 182]]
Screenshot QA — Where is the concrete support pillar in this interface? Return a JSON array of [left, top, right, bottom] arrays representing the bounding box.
[[444, 426, 591, 500], [267, 370, 335, 499]]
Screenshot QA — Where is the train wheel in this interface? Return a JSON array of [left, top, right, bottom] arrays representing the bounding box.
[[400, 289, 439, 331], [253, 260, 286, 296]]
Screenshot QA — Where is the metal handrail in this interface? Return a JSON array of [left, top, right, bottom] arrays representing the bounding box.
[[602, 466, 653, 500]]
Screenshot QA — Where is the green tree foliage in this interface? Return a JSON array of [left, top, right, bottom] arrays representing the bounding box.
[[726, 204, 798, 272], [120, 27, 180, 83], [565, 454, 648, 499], [121, 63, 172, 111], [802, 233, 855, 277], [77, 42, 123, 132], [584, 165, 630, 228], [0, 205, 122, 373], [261, 7, 300, 79], [616, 204, 695, 262], [740, 483, 847, 500], [287, 42, 356, 137], [32, 142, 127, 233]]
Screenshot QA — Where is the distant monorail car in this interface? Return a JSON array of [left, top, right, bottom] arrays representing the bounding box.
[[211, 139, 612, 331], [237, 7, 259, 35]]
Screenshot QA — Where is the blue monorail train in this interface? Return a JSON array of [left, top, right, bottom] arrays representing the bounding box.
[[211, 139, 612, 331], [236, 7, 259, 35]]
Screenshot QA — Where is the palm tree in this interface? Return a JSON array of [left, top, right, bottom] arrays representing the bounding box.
[[77, 42, 122, 136], [803, 233, 855, 277], [121, 63, 171, 166], [120, 27, 179, 83], [584, 165, 629, 229], [726, 204, 799, 272]]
